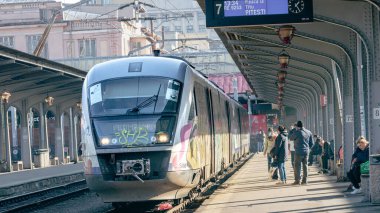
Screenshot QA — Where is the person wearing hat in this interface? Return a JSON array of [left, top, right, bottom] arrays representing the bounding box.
[[289, 121, 314, 185]]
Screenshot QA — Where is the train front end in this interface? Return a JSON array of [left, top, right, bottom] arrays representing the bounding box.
[[81, 57, 197, 203]]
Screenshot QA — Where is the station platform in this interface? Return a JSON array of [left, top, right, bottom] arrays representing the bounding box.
[[194, 154, 380, 213], [0, 163, 84, 198]]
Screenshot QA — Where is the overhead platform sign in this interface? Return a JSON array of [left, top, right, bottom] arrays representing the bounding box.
[[206, 0, 313, 28]]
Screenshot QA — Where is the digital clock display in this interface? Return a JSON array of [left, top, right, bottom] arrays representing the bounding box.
[[224, 0, 289, 17], [206, 0, 313, 28]]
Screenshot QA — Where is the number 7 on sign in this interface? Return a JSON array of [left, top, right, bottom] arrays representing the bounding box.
[[215, 3, 222, 16]]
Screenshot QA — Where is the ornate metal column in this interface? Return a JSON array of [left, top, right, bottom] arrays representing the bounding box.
[[69, 107, 76, 162], [1, 92, 12, 172], [55, 106, 64, 164], [21, 99, 32, 169], [73, 114, 79, 163], [60, 113, 66, 163], [39, 102, 48, 150]]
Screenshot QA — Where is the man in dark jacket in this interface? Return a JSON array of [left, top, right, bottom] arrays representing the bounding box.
[[274, 125, 288, 184], [308, 135, 321, 166], [289, 121, 314, 185]]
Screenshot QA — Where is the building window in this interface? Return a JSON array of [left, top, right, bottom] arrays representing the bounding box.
[[132, 41, 142, 49], [0, 36, 14, 48], [66, 41, 74, 58], [162, 26, 171, 32], [175, 26, 182, 32], [79, 39, 96, 58], [185, 13, 193, 21], [197, 12, 205, 20], [199, 25, 206, 32], [186, 25, 194, 33], [87, 0, 96, 5], [26, 35, 48, 58], [101, 0, 110, 5]]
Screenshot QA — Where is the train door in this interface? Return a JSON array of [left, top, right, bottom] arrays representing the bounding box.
[[194, 83, 212, 181], [238, 108, 243, 157], [206, 89, 215, 176], [230, 104, 237, 161], [225, 101, 232, 165], [211, 91, 222, 174]]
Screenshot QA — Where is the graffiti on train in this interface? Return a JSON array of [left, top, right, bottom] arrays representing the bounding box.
[[114, 127, 149, 146]]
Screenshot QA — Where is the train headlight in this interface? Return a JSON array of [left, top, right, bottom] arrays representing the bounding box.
[[156, 132, 169, 143], [100, 137, 110, 146]]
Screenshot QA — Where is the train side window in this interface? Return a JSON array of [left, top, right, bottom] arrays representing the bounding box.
[[188, 91, 197, 121], [193, 89, 198, 115]]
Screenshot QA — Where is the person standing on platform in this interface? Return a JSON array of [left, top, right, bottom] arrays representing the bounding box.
[[289, 121, 314, 185], [318, 138, 334, 174], [288, 123, 296, 168], [257, 129, 265, 153], [308, 135, 319, 166], [274, 125, 288, 184], [263, 128, 276, 172]]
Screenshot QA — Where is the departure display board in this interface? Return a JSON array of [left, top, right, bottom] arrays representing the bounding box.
[[206, 0, 313, 28]]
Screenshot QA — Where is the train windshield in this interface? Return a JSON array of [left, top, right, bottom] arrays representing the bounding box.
[[93, 116, 176, 147], [89, 77, 181, 116]]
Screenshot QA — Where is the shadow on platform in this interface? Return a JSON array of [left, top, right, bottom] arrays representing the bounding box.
[[190, 154, 380, 213]]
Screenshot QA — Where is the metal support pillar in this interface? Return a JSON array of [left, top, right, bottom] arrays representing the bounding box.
[[247, 93, 252, 152], [0, 99, 12, 172], [356, 36, 366, 138], [10, 107, 18, 158], [73, 114, 79, 163], [60, 113, 66, 163], [21, 100, 32, 169], [69, 107, 76, 162], [322, 105, 328, 140], [370, 81, 380, 203], [55, 106, 64, 164], [232, 77, 238, 101], [309, 101, 314, 133], [343, 95, 355, 176], [39, 102, 48, 150], [328, 94, 336, 143], [318, 107, 323, 137]]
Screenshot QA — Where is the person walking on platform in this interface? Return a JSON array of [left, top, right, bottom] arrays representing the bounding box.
[[348, 136, 369, 194], [289, 121, 314, 185], [263, 128, 276, 172], [273, 125, 288, 184], [288, 124, 296, 168]]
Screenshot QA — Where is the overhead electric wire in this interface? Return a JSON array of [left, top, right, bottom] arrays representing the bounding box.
[[147, 0, 192, 25]]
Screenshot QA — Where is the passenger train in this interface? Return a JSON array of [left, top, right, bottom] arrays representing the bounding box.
[[81, 56, 249, 205]]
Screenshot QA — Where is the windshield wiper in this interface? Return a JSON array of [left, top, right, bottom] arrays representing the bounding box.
[[126, 84, 162, 114], [126, 95, 158, 113]]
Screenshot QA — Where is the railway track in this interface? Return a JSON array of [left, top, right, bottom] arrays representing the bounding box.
[[108, 153, 254, 213], [0, 180, 88, 212], [0, 153, 252, 213]]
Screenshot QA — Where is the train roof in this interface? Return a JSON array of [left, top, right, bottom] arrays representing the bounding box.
[[86, 56, 188, 86]]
